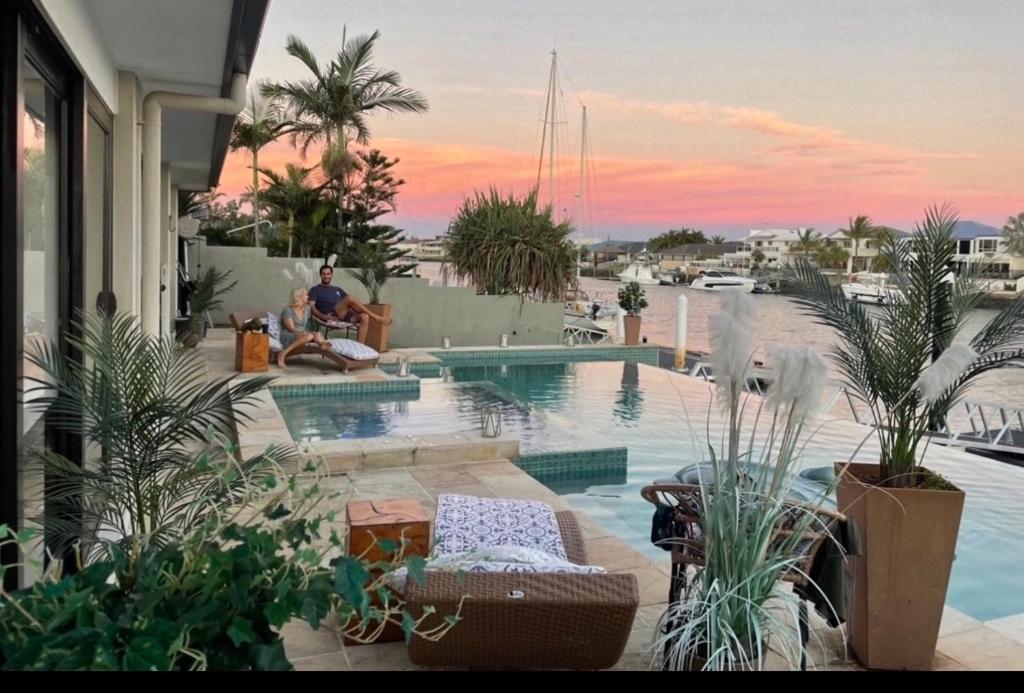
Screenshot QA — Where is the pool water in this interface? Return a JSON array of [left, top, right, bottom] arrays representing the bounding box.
[[275, 358, 1024, 622]]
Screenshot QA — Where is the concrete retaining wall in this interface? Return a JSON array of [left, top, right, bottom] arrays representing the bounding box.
[[190, 245, 564, 348]]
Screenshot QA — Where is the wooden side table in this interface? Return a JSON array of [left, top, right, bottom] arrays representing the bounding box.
[[345, 498, 430, 645], [234, 331, 269, 372]]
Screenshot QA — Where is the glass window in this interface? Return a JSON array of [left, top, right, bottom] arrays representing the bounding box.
[[85, 112, 110, 310], [21, 60, 62, 438]]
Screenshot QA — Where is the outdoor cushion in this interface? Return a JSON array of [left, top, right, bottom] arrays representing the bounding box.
[[269, 336, 283, 352], [432, 493, 567, 560], [264, 312, 282, 342], [328, 338, 379, 361]]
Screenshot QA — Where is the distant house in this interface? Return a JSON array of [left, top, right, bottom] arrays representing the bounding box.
[[658, 243, 743, 271], [951, 221, 1024, 279], [585, 240, 648, 266], [722, 229, 810, 267], [824, 226, 909, 272]]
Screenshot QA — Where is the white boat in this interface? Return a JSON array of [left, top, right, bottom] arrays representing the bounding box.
[[688, 270, 756, 292], [841, 273, 903, 305], [564, 289, 617, 332], [617, 250, 660, 285]]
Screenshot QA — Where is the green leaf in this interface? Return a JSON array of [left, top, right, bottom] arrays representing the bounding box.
[[254, 639, 292, 671], [376, 537, 399, 555], [124, 636, 171, 671], [405, 554, 426, 586], [227, 617, 257, 646], [333, 556, 370, 617], [264, 600, 291, 628]]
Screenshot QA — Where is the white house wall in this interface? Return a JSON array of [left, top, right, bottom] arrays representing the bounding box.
[[36, 0, 119, 112]]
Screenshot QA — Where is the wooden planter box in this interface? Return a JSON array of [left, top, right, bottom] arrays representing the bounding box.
[[624, 315, 641, 345], [234, 331, 269, 372], [365, 303, 391, 353], [836, 462, 965, 670]]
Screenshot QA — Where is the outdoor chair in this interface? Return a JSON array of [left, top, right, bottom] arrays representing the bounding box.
[[312, 314, 357, 341], [228, 311, 379, 373], [404, 498, 640, 670], [641, 482, 849, 670]]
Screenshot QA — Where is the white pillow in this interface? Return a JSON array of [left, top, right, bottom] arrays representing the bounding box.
[[432, 494, 567, 560], [386, 546, 606, 592], [264, 312, 282, 342], [329, 338, 379, 361], [268, 336, 283, 352]]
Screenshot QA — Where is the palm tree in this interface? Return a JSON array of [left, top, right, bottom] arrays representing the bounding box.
[[1003, 212, 1024, 257], [785, 204, 1024, 485], [790, 228, 823, 258], [229, 90, 286, 248], [263, 29, 428, 230], [840, 215, 875, 274], [259, 164, 324, 258], [446, 187, 577, 300], [710, 235, 727, 244]]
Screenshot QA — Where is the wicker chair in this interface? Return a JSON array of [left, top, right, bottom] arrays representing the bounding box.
[[228, 311, 378, 373], [404, 510, 640, 670], [640, 483, 846, 670]]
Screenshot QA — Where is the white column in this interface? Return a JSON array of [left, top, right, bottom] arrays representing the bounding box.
[[168, 183, 179, 331], [615, 307, 626, 345], [159, 165, 171, 337], [141, 103, 161, 335], [675, 293, 688, 370], [111, 71, 141, 316]]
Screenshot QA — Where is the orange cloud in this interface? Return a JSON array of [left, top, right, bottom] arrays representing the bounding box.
[[219, 123, 1009, 235]]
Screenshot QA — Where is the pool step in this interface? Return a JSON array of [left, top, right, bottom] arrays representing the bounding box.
[[290, 432, 521, 473]]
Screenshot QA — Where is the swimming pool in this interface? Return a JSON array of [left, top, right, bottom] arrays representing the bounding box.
[[274, 356, 1024, 623]]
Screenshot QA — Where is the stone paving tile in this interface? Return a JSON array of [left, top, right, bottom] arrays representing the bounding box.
[[985, 613, 1024, 646], [936, 626, 1024, 671], [940, 605, 983, 638], [279, 619, 345, 660], [291, 651, 350, 671]]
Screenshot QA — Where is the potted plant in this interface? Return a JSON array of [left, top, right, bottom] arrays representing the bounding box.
[[182, 266, 237, 347], [348, 244, 392, 352], [784, 204, 1024, 670], [618, 281, 647, 345], [656, 291, 840, 670]]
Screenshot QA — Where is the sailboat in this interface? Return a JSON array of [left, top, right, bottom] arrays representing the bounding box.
[[534, 51, 614, 341]]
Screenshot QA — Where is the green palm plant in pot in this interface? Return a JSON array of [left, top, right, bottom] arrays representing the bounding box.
[[783, 204, 1024, 669], [618, 281, 647, 345], [22, 310, 276, 563], [654, 291, 842, 670], [348, 242, 392, 351], [183, 267, 237, 346]]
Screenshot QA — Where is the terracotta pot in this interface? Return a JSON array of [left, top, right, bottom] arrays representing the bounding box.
[[365, 303, 391, 352], [835, 462, 964, 670], [624, 315, 641, 345]]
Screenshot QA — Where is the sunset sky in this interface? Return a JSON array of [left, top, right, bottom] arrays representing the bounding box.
[[219, 0, 1024, 240]]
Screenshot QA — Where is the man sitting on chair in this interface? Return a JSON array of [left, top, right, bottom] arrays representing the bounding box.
[[308, 264, 392, 344]]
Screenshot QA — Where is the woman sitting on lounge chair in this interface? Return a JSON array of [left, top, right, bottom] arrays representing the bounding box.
[[278, 288, 329, 369]]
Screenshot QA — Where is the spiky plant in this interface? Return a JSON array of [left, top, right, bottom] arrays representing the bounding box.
[[445, 187, 578, 301], [23, 311, 281, 563], [657, 292, 838, 671], [784, 204, 1024, 487]]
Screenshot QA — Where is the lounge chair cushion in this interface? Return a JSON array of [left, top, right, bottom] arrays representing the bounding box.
[[432, 493, 567, 560], [428, 545, 606, 574], [264, 312, 282, 342], [328, 338, 379, 361]]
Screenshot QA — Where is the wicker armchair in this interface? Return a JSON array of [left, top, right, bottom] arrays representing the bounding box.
[[640, 483, 847, 670], [404, 510, 640, 670]]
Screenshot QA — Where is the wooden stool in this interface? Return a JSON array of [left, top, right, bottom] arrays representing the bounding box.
[[345, 498, 430, 644]]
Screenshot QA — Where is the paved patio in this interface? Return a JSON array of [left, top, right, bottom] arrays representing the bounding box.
[[198, 328, 1024, 671]]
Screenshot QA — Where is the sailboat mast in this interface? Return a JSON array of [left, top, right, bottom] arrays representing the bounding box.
[[578, 105, 587, 223], [536, 50, 558, 206]]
